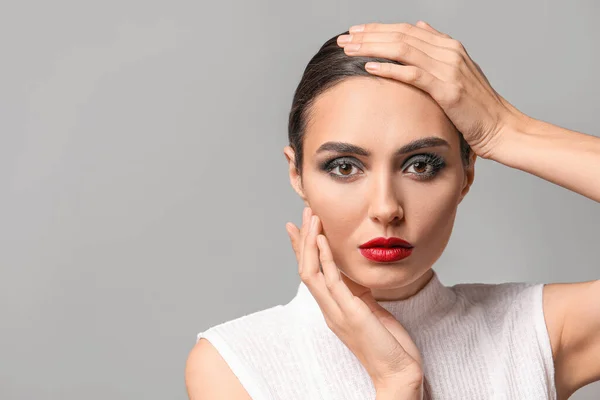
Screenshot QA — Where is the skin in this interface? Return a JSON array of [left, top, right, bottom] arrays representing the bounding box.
[[186, 21, 600, 399], [284, 76, 475, 302]]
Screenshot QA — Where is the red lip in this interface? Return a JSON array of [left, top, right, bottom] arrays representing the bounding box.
[[359, 237, 413, 249], [358, 237, 414, 262]]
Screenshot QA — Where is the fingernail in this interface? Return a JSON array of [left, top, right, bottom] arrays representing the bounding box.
[[310, 216, 317, 232], [365, 62, 379, 71], [344, 43, 361, 53], [349, 24, 364, 33], [337, 34, 352, 44]]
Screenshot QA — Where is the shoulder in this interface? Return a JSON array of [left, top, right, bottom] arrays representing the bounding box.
[[541, 279, 596, 361], [451, 280, 537, 308], [185, 338, 252, 400], [188, 302, 294, 399], [541, 279, 599, 398]]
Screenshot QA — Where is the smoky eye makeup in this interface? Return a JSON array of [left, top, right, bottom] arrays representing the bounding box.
[[317, 152, 447, 181]]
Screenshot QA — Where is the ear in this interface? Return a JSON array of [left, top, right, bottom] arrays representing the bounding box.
[[458, 151, 477, 205], [283, 146, 309, 205]]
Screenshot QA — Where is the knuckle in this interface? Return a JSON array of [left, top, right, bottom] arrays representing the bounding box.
[[448, 38, 465, 52], [325, 276, 338, 290], [444, 83, 463, 105], [448, 50, 463, 66], [363, 23, 376, 31], [448, 65, 462, 81], [394, 42, 411, 58], [405, 66, 422, 83], [400, 22, 414, 33], [355, 32, 366, 43], [392, 32, 406, 42]]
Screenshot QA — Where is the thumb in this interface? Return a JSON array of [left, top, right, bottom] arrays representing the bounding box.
[[361, 292, 424, 367]]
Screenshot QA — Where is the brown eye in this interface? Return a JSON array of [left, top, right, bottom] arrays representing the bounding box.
[[339, 163, 353, 175], [413, 161, 428, 174], [325, 158, 362, 179]]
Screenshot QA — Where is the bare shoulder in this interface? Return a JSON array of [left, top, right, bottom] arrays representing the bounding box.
[[185, 338, 253, 400], [542, 280, 597, 399]]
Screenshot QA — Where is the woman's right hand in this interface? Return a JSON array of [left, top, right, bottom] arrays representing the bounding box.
[[285, 207, 425, 399]]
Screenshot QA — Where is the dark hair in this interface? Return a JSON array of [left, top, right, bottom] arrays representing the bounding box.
[[287, 31, 454, 399], [288, 31, 472, 177]]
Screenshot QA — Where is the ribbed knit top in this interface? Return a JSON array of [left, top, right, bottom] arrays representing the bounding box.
[[196, 269, 557, 399]]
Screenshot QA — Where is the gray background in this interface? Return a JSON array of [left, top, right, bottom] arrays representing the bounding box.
[[1, 0, 598, 399]]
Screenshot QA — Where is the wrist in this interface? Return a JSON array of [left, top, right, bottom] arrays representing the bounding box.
[[483, 112, 538, 163]]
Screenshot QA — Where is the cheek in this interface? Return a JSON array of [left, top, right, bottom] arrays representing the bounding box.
[[304, 179, 364, 255], [408, 179, 461, 249]]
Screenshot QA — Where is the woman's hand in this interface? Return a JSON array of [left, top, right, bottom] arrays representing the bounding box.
[[285, 206, 425, 398], [336, 21, 532, 160]]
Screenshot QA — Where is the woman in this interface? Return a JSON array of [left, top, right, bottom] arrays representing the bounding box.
[[186, 21, 600, 400]]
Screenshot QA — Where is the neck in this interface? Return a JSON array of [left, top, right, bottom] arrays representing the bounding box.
[[370, 268, 435, 302]]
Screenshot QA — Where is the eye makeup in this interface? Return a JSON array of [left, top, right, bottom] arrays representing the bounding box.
[[318, 152, 447, 182]]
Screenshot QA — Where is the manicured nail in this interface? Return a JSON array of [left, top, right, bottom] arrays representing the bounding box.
[[349, 24, 364, 33], [310, 216, 318, 233], [365, 62, 379, 71], [337, 34, 352, 44], [345, 43, 361, 53]]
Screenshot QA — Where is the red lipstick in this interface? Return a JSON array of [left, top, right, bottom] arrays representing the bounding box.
[[358, 237, 414, 263]]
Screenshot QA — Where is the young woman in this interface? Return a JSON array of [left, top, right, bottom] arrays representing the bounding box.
[[186, 21, 600, 400]]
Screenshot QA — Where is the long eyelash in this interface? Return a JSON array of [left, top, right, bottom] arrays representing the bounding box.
[[406, 153, 446, 180], [319, 157, 362, 181], [320, 153, 446, 181]]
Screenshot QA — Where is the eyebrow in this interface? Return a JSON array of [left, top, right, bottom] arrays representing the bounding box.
[[315, 136, 450, 157]]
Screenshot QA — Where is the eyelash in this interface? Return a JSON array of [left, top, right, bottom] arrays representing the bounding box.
[[321, 153, 446, 181]]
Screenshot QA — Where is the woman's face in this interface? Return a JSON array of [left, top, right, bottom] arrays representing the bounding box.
[[284, 77, 475, 301]]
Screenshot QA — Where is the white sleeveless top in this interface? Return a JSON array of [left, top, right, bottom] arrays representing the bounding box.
[[196, 270, 556, 399]]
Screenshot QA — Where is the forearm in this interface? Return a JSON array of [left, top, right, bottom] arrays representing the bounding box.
[[488, 116, 600, 203]]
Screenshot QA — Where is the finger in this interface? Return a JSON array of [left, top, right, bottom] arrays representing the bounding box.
[[347, 23, 486, 90], [300, 214, 344, 317], [343, 42, 451, 81], [315, 231, 356, 309], [338, 32, 463, 69], [416, 20, 446, 37], [364, 62, 447, 102], [298, 206, 310, 267], [285, 222, 300, 262], [350, 22, 453, 48]]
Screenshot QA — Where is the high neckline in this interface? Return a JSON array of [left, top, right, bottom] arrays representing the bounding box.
[[289, 269, 457, 330]]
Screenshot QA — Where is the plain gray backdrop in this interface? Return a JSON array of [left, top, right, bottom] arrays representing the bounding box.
[[1, 0, 598, 399]]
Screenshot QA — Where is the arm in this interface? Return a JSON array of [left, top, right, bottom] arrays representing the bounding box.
[[491, 117, 600, 394], [543, 280, 600, 397], [185, 338, 253, 400], [488, 116, 600, 203]]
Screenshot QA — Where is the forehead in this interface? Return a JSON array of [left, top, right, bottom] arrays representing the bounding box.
[[304, 77, 457, 155]]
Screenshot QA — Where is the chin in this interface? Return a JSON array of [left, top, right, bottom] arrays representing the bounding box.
[[342, 261, 421, 290]]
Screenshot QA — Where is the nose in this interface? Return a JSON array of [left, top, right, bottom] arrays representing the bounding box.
[[367, 173, 404, 227]]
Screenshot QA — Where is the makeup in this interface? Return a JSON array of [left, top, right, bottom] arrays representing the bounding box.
[[318, 152, 446, 181], [358, 237, 414, 263], [359, 247, 413, 262]]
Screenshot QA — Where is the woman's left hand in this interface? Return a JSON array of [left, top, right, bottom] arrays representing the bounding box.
[[337, 21, 532, 160]]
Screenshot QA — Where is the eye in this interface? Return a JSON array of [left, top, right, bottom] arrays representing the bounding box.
[[403, 153, 446, 180], [322, 157, 363, 180], [320, 153, 446, 182]]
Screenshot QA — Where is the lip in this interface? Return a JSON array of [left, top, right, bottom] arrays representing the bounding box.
[[358, 237, 414, 263], [358, 237, 413, 249], [359, 247, 413, 262]]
